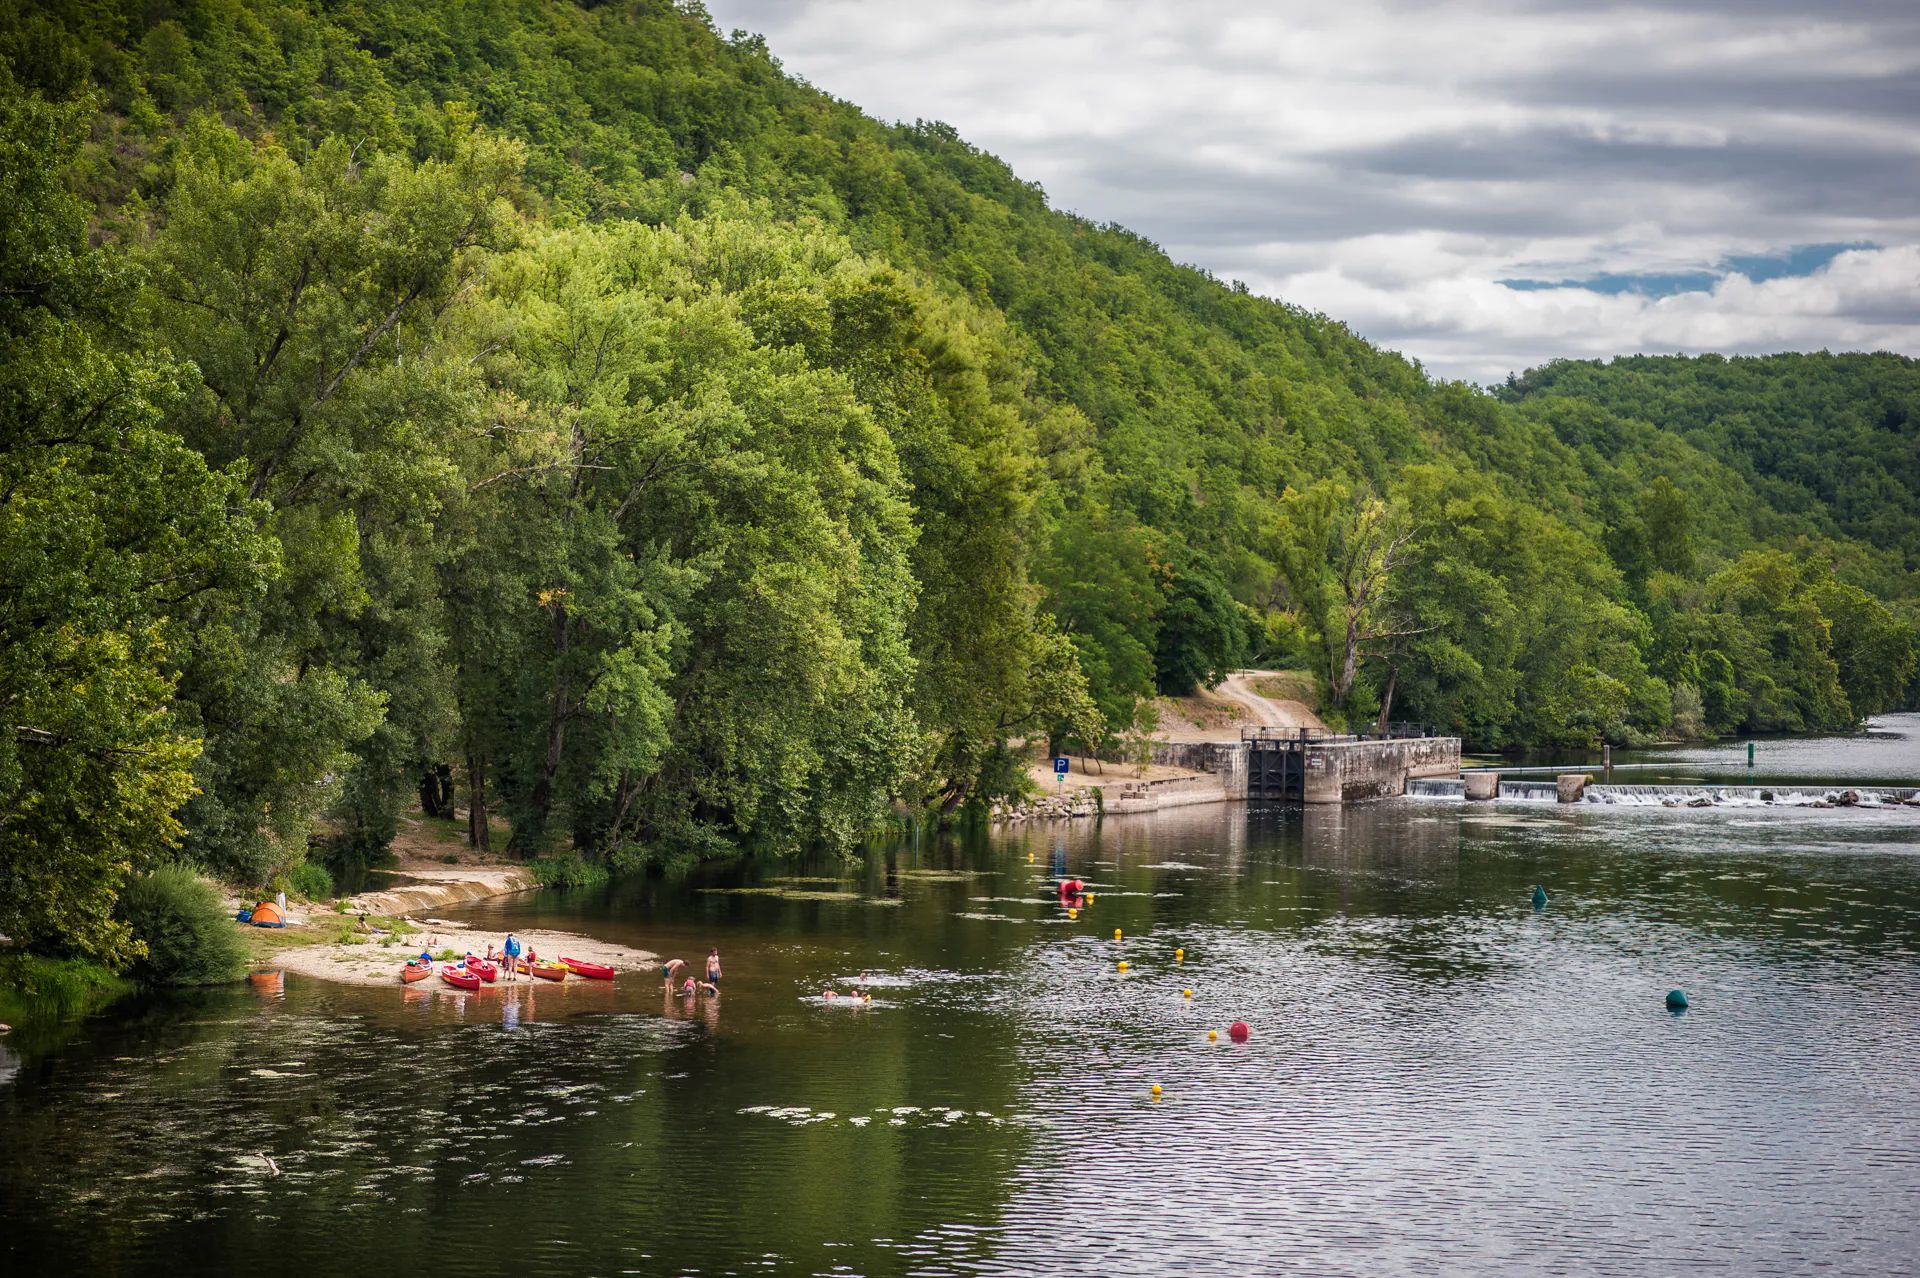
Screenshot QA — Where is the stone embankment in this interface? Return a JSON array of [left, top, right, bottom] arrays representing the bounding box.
[[988, 792, 1103, 824]]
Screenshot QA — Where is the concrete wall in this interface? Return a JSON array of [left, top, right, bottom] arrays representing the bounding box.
[[1302, 737, 1461, 804], [1146, 741, 1250, 799], [1146, 736, 1457, 804]]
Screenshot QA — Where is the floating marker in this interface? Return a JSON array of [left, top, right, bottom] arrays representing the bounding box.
[[1666, 989, 1690, 1009], [1151, 1083, 1162, 1096], [1175, 948, 1184, 962], [1117, 961, 1128, 972], [1228, 1020, 1250, 1043], [1114, 928, 1123, 940], [1086, 893, 1095, 903], [1532, 885, 1548, 908], [1208, 1030, 1218, 1041], [1067, 908, 1078, 919], [1183, 989, 1192, 998]]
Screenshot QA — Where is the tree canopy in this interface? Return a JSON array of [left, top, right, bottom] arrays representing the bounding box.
[[1, 0, 1913, 964]]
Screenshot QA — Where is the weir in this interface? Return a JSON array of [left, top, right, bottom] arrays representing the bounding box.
[[1405, 778, 1920, 807]]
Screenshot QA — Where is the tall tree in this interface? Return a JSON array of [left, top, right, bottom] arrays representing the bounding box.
[[0, 81, 270, 962]]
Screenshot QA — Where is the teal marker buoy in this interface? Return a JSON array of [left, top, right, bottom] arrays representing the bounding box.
[[1665, 989, 1689, 1009], [1747, 741, 1755, 768], [1532, 885, 1548, 909]]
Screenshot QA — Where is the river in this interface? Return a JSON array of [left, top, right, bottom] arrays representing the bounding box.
[[5, 718, 1919, 1275]]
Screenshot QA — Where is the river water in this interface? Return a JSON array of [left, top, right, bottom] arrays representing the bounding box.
[[6, 719, 1920, 1275]]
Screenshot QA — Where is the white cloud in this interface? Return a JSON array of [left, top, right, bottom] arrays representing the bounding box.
[[706, 0, 1920, 381]]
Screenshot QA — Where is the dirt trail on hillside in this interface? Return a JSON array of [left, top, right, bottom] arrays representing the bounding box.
[[1215, 669, 1325, 730]]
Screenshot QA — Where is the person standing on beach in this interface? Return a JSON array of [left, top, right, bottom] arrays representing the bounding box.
[[503, 933, 522, 981]]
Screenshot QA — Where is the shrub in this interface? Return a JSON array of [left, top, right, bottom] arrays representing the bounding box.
[[528, 854, 610, 889], [0, 953, 127, 1010], [288, 861, 335, 900], [116, 864, 249, 986]]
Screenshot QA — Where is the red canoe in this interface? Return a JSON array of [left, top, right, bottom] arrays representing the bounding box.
[[401, 961, 433, 984], [463, 956, 499, 983], [440, 967, 481, 991], [559, 957, 615, 980], [520, 959, 568, 981]]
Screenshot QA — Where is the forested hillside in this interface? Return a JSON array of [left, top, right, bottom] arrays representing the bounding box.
[[2, 0, 1915, 965], [1502, 353, 1920, 589]]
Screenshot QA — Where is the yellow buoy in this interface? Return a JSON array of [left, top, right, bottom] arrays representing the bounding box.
[[1114, 928, 1122, 940], [1175, 948, 1184, 961], [1117, 960, 1128, 972], [1208, 1029, 1218, 1041], [1086, 893, 1094, 902], [1068, 908, 1078, 918], [1150, 1083, 1162, 1096], [1183, 989, 1192, 998]]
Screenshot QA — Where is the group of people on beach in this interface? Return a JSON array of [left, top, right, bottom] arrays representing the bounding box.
[[478, 933, 529, 979], [663, 949, 722, 997]]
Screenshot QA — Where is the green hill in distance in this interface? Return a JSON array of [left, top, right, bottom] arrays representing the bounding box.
[[1501, 352, 1920, 585], [2, 0, 1914, 957]]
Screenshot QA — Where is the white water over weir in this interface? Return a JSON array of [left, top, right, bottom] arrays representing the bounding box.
[[1406, 777, 1920, 807]]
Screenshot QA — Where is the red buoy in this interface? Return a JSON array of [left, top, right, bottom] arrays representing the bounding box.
[[1228, 1020, 1250, 1043]]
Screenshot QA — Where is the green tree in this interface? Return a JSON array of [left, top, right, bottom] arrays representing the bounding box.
[[0, 81, 270, 964], [140, 114, 522, 878]]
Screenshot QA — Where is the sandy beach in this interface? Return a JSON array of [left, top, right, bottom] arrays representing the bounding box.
[[266, 922, 656, 988]]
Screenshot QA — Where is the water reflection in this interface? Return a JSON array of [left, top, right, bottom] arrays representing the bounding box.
[[3, 729, 1918, 1275]]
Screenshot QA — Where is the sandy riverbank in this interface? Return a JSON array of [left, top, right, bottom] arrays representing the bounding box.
[[268, 923, 656, 988]]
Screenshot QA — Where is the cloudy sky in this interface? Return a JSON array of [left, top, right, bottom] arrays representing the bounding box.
[[704, 0, 1920, 383]]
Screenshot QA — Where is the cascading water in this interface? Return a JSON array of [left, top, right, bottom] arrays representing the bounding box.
[[1404, 779, 1919, 807], [1581, 784, 1918, 807]]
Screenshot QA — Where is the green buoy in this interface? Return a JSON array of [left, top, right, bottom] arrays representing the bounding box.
[[1532, 885, 1548, 908], [1665, 989, 1689, 1009]]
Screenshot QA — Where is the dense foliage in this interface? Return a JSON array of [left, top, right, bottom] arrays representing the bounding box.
[[1, 0, 1914, 964], [1502, 353, 1920, 588], [114, 862, 249, 985]]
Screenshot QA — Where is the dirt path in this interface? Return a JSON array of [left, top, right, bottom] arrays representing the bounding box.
[[1212, 669, 1325, 731]]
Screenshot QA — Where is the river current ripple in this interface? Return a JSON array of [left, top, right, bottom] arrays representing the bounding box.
[[4, 719, 1919, 1276]]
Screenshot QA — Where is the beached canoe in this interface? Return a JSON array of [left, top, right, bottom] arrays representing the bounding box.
[[441, 967, 481, 991], [400, 961, 432, 984], [463, 956, 499, 982], [517, 958, 568, 981], [558, 957, 615, 980]]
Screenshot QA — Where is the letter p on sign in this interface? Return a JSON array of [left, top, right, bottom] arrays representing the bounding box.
[[1054, 757, 1070, 774]]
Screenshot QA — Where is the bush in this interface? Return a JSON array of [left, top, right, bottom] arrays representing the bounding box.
[[528, 854, 610, 889], [0, 953, 127, 1011], [288, 861, 335, 900], [116, 864, 249, 986]]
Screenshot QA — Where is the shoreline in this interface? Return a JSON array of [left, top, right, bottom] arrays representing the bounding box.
[[267, 923, 656, 988], [244, 855, 656, 988]]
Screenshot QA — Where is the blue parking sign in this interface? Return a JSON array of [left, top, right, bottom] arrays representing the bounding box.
[[1054, 757, 1070, 774]]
